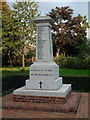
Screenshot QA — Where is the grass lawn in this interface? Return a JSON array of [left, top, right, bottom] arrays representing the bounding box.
[[1, 67, 29, 76], [1, 67, 88, 77], [59, 68, 88, 77]]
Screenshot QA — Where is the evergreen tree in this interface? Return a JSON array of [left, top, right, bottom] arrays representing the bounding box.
[[0, 1, 2, 57], [12, 0, 40, 70], [2, 2, 21, 66]]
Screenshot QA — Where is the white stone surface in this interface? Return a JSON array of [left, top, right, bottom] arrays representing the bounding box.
[[32, 16, 54, 26], [26, 77, 62, 90], [36, 21, 53, 62], [29, 62, 59, 80], [26, 61, 60, 90], [27, 16, 61, 90], [13, 84, 71, 97], [13, 16, 72, 98]]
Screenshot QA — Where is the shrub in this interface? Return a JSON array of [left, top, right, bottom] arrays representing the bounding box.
[[73, 57, 88, 69], [25, 58, 32, 67], [54, 56, 89, 69], [65, 57, 74, 68]]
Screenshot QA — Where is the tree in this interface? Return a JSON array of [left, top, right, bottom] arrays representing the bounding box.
[[47, 6, 88, 57], [0, 1, 2, 57], [12, 0, 40, 70], [66, 14, 88, 56], [2, 2, 21, 66]]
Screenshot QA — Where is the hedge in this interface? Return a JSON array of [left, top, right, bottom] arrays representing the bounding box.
[[54, 56, 89, 69], [2, 74, 90, 96]]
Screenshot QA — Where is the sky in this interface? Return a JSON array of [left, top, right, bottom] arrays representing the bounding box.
[[6, 0, 90, 2], [38, 2, 88, 18], [7, 0, 89, 20]]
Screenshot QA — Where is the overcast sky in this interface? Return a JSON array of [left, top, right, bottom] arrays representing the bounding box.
[[38, 2, 88, 18], [7, 0, 89, 20], [7, 0, 90, 2]]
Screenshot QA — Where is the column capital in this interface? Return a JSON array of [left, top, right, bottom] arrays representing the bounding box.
[[32, 16, 55, 26]]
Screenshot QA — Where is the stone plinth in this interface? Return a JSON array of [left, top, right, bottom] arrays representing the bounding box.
[[13, 85, 71, 104], [26, 62, 62, 90]]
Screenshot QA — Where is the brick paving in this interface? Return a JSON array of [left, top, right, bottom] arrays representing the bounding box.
[[2, 92, 81, 113], [1, 92, 88, 119]]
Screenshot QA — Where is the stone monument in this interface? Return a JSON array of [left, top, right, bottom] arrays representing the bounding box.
[[13, 16, 71, 104]]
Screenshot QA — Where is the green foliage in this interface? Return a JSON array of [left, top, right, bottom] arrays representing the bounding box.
[[0, 2, 1, 55], [47, 6, 88, 57], [12, 1, 40, 46], [2, 2, 22, 66], [11, 1, 40, 69], [25, 58, 32, 67], [2, 1, 40, 67], [54, 56, 89, 69], [2, 75, 28, 96], [77, 38, 88, 59], [63, 77, 89, 92]]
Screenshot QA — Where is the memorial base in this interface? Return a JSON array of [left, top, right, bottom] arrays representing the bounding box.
[[13, 84, 71, 104]]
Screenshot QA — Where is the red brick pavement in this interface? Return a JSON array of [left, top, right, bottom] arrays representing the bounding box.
[[1, 92, 89, 119], [2, 92, 81, 114]]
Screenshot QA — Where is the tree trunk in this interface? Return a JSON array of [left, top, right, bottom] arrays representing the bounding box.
[[22, 46, 25, 71], [56, 48, 60, 57]]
